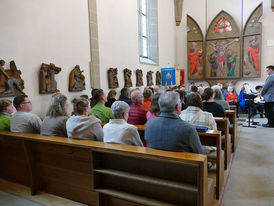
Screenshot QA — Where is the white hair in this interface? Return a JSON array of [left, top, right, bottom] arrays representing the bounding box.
[[111, 101, 129, 119]]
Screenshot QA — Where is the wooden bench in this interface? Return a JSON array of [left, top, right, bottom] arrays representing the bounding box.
[[214, 117, 231, 169], [0, 130, 215, 206], [225, 110, 238, 152], [229, 105, 237, 116], [135, 125, 224, 200]]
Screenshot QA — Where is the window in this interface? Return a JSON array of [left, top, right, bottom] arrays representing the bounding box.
[[138, 0, 158, 65]]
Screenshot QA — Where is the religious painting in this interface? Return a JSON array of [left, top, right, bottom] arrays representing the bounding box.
[[107, 68, 119, 89], [69, 65, 85, 91], [272, 0, 274, 12], [187, 15, 204, 80], [205, 38, 240, 79], [0, 60, 25, 97], [39, 63, 61, 94], [206, 11, 239, 41], [242, 4, 262, 78]]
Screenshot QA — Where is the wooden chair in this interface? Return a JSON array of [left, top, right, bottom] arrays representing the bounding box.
[[214, 117, 232, 169]]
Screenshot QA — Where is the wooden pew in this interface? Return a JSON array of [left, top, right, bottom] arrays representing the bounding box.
[[0, 130, 215, 206], [135, 125, 224, 200], [214, 117, 231, 169], [225, 110, 238, 152], [229, 105, 237, 116]]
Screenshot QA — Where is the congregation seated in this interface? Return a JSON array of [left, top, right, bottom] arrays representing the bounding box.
[[180, 93, 217, 130], [127, 90, 147, 125], [66, 97, 103, 141], [186, 85, 198, 97], [103, 101, 143, 147], [40, 94, 69, 137], [212, 85, 230, 110], [105, 90, 116, 108], [176, 90, 187, 111], [89, 89, 113, 123], [225, 86, 239, 117], [202, 87, 225, 117], [118, 87, 132, 105], [146, 93, 160, 121], [145, 91, 205, 154], [141, 88, 153, 111], [10, 95, 42, 133], [0, 99, 13, 131], [90, 88, 99, 108]]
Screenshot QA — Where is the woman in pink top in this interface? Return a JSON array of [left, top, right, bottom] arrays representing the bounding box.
[[146, 93, 161, 121]]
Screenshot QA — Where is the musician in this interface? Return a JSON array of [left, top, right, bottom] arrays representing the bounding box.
[[254, 85, 264, 118], [261, 65, 274, 127]]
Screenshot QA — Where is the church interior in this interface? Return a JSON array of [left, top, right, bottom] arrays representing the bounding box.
[[0, 0, 274, 205]]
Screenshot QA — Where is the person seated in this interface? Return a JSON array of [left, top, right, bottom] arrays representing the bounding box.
[[222, 82, 238, 99], [146, 93, 161, 121], [90, 88, 99, 108], [180, 93, 217, 130], [176, 90, 187, 111], [11, 95, 42, 133], [254, 85, 264, 118], [103, 101, 143, 146], [89, 89, 114, 123], [118, 87, 132, 105], [225, 86, 239, 116], [105, 90, 117, 108], [145, 91, 204, 154], [40, 94, 69, 137], [127, 90, 147, 125], [141, 88, 153, 111], [197, 86, 204, 96], [187, 85, 198, 97], [202, 87, 225, 117], [0, 99, 14, 131], [66, 97, 103, 140], [212, 85, 230, 110]]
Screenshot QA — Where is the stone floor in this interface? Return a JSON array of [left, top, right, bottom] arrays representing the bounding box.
[[222, 118, 274, 206]]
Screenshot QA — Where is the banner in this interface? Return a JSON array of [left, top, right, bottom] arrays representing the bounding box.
[[161, 67, 176, 86], [272, 0, 274, 11], [176, 69, 184, 85]]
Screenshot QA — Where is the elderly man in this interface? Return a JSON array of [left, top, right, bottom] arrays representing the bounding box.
[[127, 90, 147, 125], [11, 95, 42, 133], [103, 101, 143, 146], [261, 65, 274, 127], [145, 91, 204, 154]]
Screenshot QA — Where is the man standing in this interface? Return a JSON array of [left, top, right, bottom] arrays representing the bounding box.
[[145, 91, 204, 154], [261, 65, 274, 127], [11, 95, 42, 133]]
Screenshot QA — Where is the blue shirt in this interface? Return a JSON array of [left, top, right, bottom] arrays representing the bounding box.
[[261, 73, 274, 102], [145, 113, 205, 154]]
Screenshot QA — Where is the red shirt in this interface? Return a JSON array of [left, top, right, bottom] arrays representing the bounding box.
[[225, 92, 238, 103], [141, 99, 152, 111], [128, 103, 147, 125]]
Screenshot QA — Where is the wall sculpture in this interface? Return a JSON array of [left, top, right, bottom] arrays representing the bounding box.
[[0, 60, 25, 97], [136, 69, 143, 87], [123, 68, 132, 87], [146, 71, 154, 86], [156, 71, 162, 85], [107, 68, 119, 89], [69, 65, 85, 91], [39, 63, 61, 94]]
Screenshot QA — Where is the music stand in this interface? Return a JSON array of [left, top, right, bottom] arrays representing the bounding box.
[[243, 93, 257, 128]]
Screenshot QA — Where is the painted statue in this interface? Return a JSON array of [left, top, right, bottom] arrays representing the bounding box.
[[69, 65, 85, 91], [146, 71, 154, 86], [188, 42, 203, 76], [156, 71, 162, 85], [136, 69, 143, 87], [39, 63, 61, 94], [107, 68, 119, 89], [123, 68, 132, 87]]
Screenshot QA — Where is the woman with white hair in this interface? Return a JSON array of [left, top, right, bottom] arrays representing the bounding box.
[[212, 85, 230, 110], [103, 101, 143, 146]]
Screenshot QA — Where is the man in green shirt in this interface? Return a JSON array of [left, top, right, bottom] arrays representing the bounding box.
[[89, 89, 113, 122], [0, 99, 14, 131]]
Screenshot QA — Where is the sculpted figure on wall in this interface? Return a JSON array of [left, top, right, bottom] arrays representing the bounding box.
[[123, 68, 132, 87], [146, 71, 154, 86], [69, 65, 85, 91], [156, 71, 162, 85], [136, 69, 143, 87], [0, 60, 25, 97], [39, 63, 61, 94], [107, 68, 119, 89]]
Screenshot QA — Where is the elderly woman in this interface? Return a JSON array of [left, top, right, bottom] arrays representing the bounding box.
[[41, 94, 69, 137], [180, 93, 217, 130], [0, 99, 14, 131], [212, 85, 230, 110], [67, 97, 103, 141], [103, 101, 143, 146]]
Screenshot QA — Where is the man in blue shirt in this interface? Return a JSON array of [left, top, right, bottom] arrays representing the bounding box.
[[261, 65, 274, 127], [145, 91, 204, 154]]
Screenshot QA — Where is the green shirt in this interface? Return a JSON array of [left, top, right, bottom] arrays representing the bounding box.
[[0, 113, 11, 131], [89, 104, 113, 123]]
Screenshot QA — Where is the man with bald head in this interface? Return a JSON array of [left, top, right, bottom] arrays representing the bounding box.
[[127, 90, 147, 125]]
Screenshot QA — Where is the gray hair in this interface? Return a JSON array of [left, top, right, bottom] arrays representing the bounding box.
[[46, 94, 68, 117], [212, 85, 223, 100], [159, 91, 180, 113], [111, 101, 129, 119]]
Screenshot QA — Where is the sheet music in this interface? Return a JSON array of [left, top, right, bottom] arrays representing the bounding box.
[[244, 85, 252, 94]]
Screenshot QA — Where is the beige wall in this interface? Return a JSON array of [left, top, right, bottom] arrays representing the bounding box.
[[176, 0, 274, 92], [0, 0, 91, 117]]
